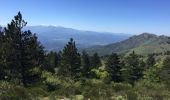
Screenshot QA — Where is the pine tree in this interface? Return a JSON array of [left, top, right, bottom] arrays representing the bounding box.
[[0, 12, 45, 86], [146, 54, 155, 68], [0, 29, 6, 80], [91, 52, 101, 69], [20, 30, 45, 85], [125, 51, 144, 85], [160, 57, 170, 84], [81, 50, 91, 78], [0, 26, 2, 31], [105, 53, 122, 82], [59, 38, 81, 79]]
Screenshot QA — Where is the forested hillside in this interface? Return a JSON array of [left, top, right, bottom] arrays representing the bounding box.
[[1, 12, 170, 100]]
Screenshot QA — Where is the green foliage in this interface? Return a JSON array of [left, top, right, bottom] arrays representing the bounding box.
[[82, 79, 112, 99], [48, 78, 82, 98], [124, 51, 144, 85], [126, 90, 138, 100], [1, 12, 170, 100], [58, 38, 81, 80], [91, 52, 101, 69], [111, 82, 132, 92], [143, 66, 161, 82], [0, 12, 45, 86], [81, 50, 91, 78], [105, 53, 122, 82], [74, 95, 84, 100], [0, 81, 48, 100], [146, 54, 156, 68], [133, 80, 170, 100], [44, 51, 61, 73], [159, 57, 170, 84], [41, 71, 62, 91], [91, 68, 109, 79]]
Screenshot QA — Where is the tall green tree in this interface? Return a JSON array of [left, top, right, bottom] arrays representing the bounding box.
[[124, 51, 144, 85], [0, 26, 2, 31], [20, 30, 45, 85], [59, 38, 81, 79], [0, 12, 45, 86], [81, 50, 91, 78], [105, 53, 122, 82], [91, 52, 101, 69], [146, 54, 155, 68], [159, 57, 170, 84], [0, 29, 6, 80]]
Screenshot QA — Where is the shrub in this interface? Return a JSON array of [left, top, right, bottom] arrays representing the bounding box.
[[133, 80, 170, 100], [0, 81, 31, 100], [111, 82, 132, 92], [82, 79, 112, 99], [126, 90, 138, 100]]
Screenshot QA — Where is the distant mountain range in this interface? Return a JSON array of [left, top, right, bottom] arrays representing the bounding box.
[[24, 26, 131, 51], [86, 33, 170, 56], [2, 25, 169, 56]]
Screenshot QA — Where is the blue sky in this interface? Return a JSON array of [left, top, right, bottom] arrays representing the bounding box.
[[0, 0, 170, 34]]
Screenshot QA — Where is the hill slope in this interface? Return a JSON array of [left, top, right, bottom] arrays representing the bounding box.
[[86, 33, 170, 55]]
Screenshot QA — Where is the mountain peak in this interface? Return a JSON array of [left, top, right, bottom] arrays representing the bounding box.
[[87, 33, 170, 56], [137, 33, 157, 38], [140, 32, 156, 35]]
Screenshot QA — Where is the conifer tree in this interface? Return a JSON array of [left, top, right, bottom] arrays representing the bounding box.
[[59, 38, 81, 79], [81, 50, 91, 78], [125, 51, 144, 85], [0, 12, 45, 86], [105, 53, 122, 82], [20, 30, 45, 85], [160, 57, 170, 84], [0, 26, 2, 31], [146, 54, 155, 68], [0, 29, 6, 80], [91, 52, 101, 69]]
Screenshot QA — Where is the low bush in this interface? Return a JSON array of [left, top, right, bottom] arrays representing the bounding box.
[[0, 81, 31, 100]]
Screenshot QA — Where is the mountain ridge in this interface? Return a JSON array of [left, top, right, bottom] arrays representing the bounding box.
[[24, 25, 131, 51], [86, 33, 170, 56]]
